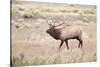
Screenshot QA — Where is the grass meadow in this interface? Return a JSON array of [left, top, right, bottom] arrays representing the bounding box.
[[11, 1, 96, 66]]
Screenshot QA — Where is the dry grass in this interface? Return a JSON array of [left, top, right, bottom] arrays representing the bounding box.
[[11, 48, 96, 66], [12, 2, 96, 18], [11, 1, 97, 66]]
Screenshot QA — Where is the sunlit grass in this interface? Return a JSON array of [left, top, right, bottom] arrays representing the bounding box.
[[11, 51, 96, 66], [12, 4, 96, 19]]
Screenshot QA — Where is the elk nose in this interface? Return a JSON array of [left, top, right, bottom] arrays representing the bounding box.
[[46, 30, 48, 33], [46, 30, 49, 33]]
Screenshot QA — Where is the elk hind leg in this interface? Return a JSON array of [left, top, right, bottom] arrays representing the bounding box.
[[65, 40, 69, 50], [77, 37, 83, 48]]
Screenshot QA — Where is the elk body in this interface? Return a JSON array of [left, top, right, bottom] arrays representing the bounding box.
[[46, 20, 83, 50]]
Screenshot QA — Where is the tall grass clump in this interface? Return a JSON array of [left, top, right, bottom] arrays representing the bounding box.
[[83, 9, 96, 15], [39, 7, 56, 12], [12, 4, 41, 19], [23, 8, 41, 18], [11, 56, 29, 66], [60, 8, 71, 13]]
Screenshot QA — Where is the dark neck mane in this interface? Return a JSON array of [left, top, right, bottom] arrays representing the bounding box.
[[49, 28, 61, 40]]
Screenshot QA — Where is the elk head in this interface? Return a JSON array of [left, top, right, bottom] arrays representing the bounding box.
[[46, 19, 64, 40]]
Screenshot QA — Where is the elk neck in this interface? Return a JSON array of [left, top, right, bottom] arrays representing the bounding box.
[[47, 26, 61, 40]]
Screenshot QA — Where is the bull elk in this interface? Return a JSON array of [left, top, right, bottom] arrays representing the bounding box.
[[46, 20, 83, 51]]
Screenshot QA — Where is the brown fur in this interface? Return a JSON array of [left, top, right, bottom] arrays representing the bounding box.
[[46, 25, 83, 50]]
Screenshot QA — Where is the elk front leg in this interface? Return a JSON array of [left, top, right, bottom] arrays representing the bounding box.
[[59, 40, 64, 51], [65, 40, 69, 49]]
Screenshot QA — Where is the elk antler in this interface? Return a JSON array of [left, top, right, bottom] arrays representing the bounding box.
[[52, 16, 65, 27], [55, 20, 64, 27], [47, 20, 53, 27], [46, 16, 65, 27]]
